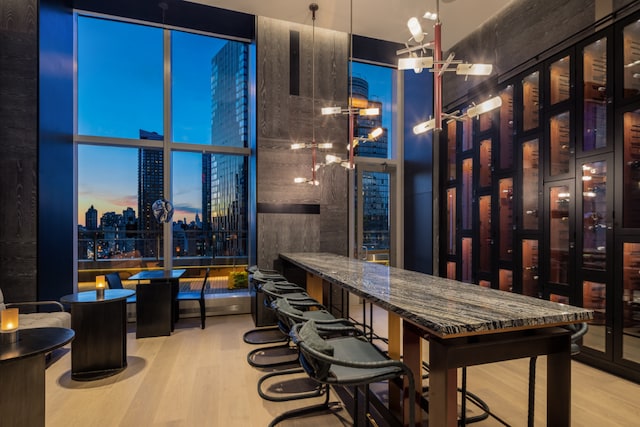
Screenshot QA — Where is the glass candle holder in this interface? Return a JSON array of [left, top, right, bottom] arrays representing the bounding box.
[[95, 275, 106, 299], [1, 308, 19, 344]]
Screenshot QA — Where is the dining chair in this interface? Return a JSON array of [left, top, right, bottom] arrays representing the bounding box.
[[175, 268, 209, 329], [105, 272, 136, 303]]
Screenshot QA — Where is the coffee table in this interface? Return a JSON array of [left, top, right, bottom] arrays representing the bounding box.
[[0, 327, 74, 426], [61, 289, 134, 380]]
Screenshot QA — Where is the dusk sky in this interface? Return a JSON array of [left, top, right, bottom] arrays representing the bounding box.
[[77, 15, 393, 227]]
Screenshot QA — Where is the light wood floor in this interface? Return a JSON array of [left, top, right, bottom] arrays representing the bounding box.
[[44, 303, 640, 426]]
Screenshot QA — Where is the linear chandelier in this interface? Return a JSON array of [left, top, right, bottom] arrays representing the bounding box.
[[321, 0, 383, 170], [293, 3, 332, 186], [397, 0, 501, 133]]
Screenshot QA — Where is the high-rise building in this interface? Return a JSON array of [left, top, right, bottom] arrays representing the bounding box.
[[138, 129, 164, 258], [352, 76, 390, 250], [208, 41, 249, 257], [85, 205, 98, 230]]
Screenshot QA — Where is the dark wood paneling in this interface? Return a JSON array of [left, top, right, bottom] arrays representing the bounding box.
[[0, 0, 38, 303], [257, 16, 348, 268], [257, 214, 320, 270], [443, 0, 596, 106]]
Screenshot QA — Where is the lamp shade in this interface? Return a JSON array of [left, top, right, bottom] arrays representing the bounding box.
[[466, 96, 503, 118], [321, 106, 342, 115], [369, 127, 383, 139], [359, 108, 380, 116], [456, 63, 493, 76], [407, 17, 424, 43], [413, 118, 436, 135], [398, 56, 434, 72]]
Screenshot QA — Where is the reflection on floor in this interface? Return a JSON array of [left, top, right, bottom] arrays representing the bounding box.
[[43, 298, 640, 426]]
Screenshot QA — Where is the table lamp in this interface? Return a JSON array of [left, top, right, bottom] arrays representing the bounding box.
[[1, 308, 19, 344], [96, 275, 106, 299]]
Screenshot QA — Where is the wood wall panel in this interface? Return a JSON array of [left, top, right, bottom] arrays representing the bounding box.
[[257, 214, 320, 270], [0, 0, 38, 302], [443, 0, 596, 106], [257, 16, 348, 268]]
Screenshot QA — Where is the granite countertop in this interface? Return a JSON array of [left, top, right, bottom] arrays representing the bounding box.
[[280, 252, 594, 338]]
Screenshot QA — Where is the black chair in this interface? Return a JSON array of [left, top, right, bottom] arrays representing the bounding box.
[[527, 322, 588, 427], [243, 267, 290, 345], [105, 272, 136, 303], [175, 268, 209, 329], [275, 320, 415, 427], [257, 298, 355, 402], [247, 281, 322, 368]]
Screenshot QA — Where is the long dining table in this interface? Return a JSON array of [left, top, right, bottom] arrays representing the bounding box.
[[279, 252, 593, 427]]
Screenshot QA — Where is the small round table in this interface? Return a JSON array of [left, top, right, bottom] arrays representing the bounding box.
[[61, 289, 134, 381], [0, 327, 74, 427]]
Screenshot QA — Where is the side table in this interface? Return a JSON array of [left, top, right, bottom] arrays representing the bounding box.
[[0, 327, 74, 427], [60, 289, 134, 380]]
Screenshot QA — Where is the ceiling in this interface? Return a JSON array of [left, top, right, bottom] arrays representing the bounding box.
[[189, 0, 514, 51]]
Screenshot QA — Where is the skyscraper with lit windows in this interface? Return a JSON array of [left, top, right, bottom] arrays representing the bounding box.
[[138, 130, 164, 258], [206, 41, 249, 257]]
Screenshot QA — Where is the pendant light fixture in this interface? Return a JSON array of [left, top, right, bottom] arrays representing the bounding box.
[[292, 3, 332, 185], [397, 0, 501, 133], [321, 0, 383, 170]]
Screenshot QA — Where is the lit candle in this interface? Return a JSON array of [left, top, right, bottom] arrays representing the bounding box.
[[96, 275, 106, 299], [1, 308, 19, 331]]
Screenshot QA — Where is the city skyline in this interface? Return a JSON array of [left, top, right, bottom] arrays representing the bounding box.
[[76, 15, 393, 228]]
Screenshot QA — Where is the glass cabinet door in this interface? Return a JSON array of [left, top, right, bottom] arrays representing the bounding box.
[[522, 138, 540, 230], [623, 109, 640, 228], [579, 159, 610, 355], [549, 55, 571, 105], [622, 242, 640, 365], [522, 239, 539, 297], [499, 85, 514, 170], [446, 119, 457, 181], [461, 158, 473, 230], [522, 71, 540, 131], [479, 138, 492, 187], [499, 178, 513, 262], [581, 160, 608, 270], [461, 237, 473, 283], [623, 19, 640, 99], [478, 195, 492, 274], [548, 184, 572, 285], [549, 111, 572, 176], [446, 188, 456, 256], [583, 37, 607, 151]]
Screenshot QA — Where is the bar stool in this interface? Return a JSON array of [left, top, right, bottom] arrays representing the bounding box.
[[247, 281, 321, 368], [243, 266, 289, 345], [257, 297, 354, 403], [271, 320, 415, 427]]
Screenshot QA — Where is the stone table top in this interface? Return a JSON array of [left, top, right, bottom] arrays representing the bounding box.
[[280, 252, 593, 338]]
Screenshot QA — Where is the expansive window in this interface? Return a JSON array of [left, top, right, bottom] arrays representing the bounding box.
[[352, 62, 396, 262], [76, 14, 253, 288]]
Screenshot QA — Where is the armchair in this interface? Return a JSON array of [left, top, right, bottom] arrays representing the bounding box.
[[0, 288, 70, 329]]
